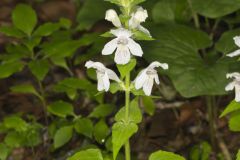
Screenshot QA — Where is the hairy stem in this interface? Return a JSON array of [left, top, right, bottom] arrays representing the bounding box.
[[125, 73, 131, 160]]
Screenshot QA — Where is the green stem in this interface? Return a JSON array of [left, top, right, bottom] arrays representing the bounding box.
[[187, 0, 200, 29], [206, 96, 216, 150], [124, 73, 131, 160]]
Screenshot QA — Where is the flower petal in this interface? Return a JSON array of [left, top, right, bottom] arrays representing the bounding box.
[[102, 38, 118, 55], [154, 74, 160, 85], [225, 81, 235, 91], [234, 36, 240, 47], [114, 46, 131, 64], [226, 72, 240, 80], [138, 25, 151, 37], [143, 77, 154, 96], [227, 49, 240, 57], [97, 73, 105, 91], [128, 38, 143, 57], [135, 69, 147, 90], [102, 72, 110, 91], [106, 69, 120, 82], [148, 61, 168, 70], [235, 84, 240, 102]]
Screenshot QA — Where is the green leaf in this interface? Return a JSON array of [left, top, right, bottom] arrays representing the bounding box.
[[112, 122, 138, 160], [89, 104, 114, 118], [192, 0, 240, 18], [54, 126, 73, 149], [23, 37, 41, 51], [152, 0, 191, 23], [229, 112, 240, 132], [76, 0, 111, 30], [115, 98, 142, 124], [67, 149, 103, 160], [28, 59, 50, 81], [0, 61, 24, 79], [142, 96, 156, 116], [144, 24, 232, 98], [220, 100, 240, 117], [131, 0, 146, 5], [4, 132, 24, 148], [117, 59, 136, 79], [0, 143, 9, 160], [11, 84, 40, 97], [190, 141, 212, 160], [215, 29, 240, 54], [3, 116, 28, 132], [59, 18, 72, 29], [33, 22, 60, 37], [110, 83, 123, 94], [0, 26, 25, 38], [149, 150, 185, 160], [42, 40, 84, 58], [48, 101, 74, 118], [12, 4, 37, 35], [93, 119, 109, 144], [74, 118, 93, 138], [237, 150, 240, 160]]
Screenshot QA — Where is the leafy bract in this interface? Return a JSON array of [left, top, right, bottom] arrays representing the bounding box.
[[149, 150, 185, 160], [67, 149, 103, 160]]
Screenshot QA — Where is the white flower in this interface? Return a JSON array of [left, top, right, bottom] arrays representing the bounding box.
[[129, 7, 151, 37], [225, 72, 240, 102], [227, 36, 240, 57], [85, 61, 120, 92], [105, 9, 122, 28], [102, 28, 143, 65], [134, 61, 168, 96]]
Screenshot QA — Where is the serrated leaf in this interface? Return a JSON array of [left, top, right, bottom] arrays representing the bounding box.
[[74, 118, 93, 138], [54, 126, 73, 149], [0, 61, 24, 79], [237, 150, 240, 160], [3, 116, 28, 132], [33, 22, 60, 37], [11, 84, 39, 97], [77, 0, 111, 30], [152, 0, 191, 24], [149, 150, 185, 160], [220, 100, 240, 117], [4, 132, 24, 148], [0, 26, 25, 38], [215, 29, 240, 54], [144, 24, 232, 98], [190, 141, 212, 160], [67, 149, 103, 160], [117, 59, 136, 79], [89, 104, 114, 118], [0, 143, 9, 160], [28, 59, 50, 81], [142, 96, 156, 116], [93, 119, 109, 144], [192, 0, 240, 18], [229, 112, 240, 132], [112, 122, 138, 160], [12, 4, 37, 35], [48, 101, 74, 118], [115, 98, 142, 123]]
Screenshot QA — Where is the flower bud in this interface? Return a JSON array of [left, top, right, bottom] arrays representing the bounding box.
[[133, 7, 148, 23], [105, 9, 121, 27]]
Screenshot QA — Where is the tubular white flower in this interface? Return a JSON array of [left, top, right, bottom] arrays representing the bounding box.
[[134, 61, 169, 96], [227, 36, 240, 57], [225, 72, 240, 102], [102, 28, 143, 65], [85, 61, 120, 92], [129, 7, 151, 37], [105, 9, 122, 28]]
